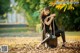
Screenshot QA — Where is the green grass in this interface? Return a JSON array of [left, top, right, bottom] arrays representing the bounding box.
[[0, 27, 35, 33], [0, 28, 27, 33], [65, 31, 80, 36], [0, 27, 80, 37]]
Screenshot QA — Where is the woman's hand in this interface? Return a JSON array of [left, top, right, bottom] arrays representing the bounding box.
[[50, 14, 56, 17], [44, 14, 55, 25]]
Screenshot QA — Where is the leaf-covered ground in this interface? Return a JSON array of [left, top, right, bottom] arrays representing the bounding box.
[[0, 36, 80, 53]]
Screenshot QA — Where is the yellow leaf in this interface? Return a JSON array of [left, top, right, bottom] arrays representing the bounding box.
[[55, 4, 66, 10], [49, 0, 56, 6], [64, 5, 67, 12]]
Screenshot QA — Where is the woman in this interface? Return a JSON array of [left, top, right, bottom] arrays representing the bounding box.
[[40, 7, 66, 47]]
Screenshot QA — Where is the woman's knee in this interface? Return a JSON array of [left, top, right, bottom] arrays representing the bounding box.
[[57, 30, 64, 33]]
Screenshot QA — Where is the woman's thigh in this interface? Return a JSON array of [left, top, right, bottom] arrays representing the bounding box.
[[55, 30, 64, 34], [55, 30, 64, 37]]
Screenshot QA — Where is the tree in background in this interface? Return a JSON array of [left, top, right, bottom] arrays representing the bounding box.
[[49, 0, 80, 31], [0, 0, 11, 19], [1, 0, 79, 31], [16, 0, 52, 27], [16, 0, 39, 27]]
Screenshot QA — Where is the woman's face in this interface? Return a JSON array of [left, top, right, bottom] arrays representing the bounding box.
[[44, 9, 50, 15]]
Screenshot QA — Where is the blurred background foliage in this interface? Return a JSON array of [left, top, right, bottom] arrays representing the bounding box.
[[0, 0, 80, 31], [0, 0, 11, 19], [49, 0, 80, 31]]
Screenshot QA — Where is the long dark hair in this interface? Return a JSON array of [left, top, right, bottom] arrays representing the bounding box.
[[41, 6, 51, 16], [44, 6, 50, 11], [40, 6, 51, 30]]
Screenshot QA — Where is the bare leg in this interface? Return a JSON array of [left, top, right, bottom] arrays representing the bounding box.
[[60, 30, 66, 42]]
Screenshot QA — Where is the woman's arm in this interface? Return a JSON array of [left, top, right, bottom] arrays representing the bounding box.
[[44, 14, 56, 25]]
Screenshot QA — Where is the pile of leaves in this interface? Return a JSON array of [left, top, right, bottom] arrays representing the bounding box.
[[9, 41, 80, 53]]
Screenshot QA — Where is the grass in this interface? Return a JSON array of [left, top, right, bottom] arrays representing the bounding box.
[[0, 27, 35, 33], [65, 31, 80, 36], [0, 27, 80, 37]]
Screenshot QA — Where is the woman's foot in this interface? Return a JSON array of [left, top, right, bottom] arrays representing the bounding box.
[[62, 42, 66, 47]]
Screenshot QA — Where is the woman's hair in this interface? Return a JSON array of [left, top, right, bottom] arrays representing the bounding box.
[[41, 6, 51, 16], [44, 6, 51, 11], [40, 6, 51, 30]]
